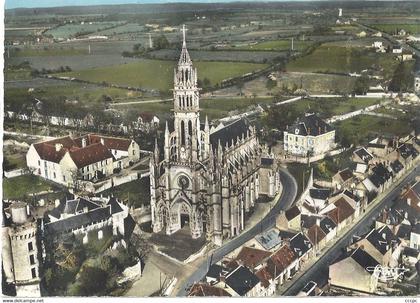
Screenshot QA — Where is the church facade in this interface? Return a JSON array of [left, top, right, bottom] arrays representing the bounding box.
[[149, 26, 281, 246]]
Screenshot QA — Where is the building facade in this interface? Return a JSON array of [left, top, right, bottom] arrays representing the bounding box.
[[283, 114, 336, 157], [149, 25, 281, 245]]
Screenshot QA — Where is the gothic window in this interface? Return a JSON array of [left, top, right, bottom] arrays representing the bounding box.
[[181, 121, 185, 145], [188, 120, 192, 137], [179, 96, 181, 108], [182, 96, 185, 108]]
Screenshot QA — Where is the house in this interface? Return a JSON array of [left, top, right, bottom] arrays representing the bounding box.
[[133, 112, 160, 132], [221, 265, 261, 296], [400, 51, 414, 62], [415, 71, 420, 94], [303, 188, 331, 214], [329, 248, 379, 294], [353, 147, 374, 164], [352, 225, 400, 266], [402, 247, 420, 266], [266, 244, 298, 286], [45, 196, 131, 243], [325, 197, 356, 231], [372, 41, 383, 49], [307, 224, 327, 251], [276, 206, 301, 232], [332, 168, 354, 191], [206, 264, 229, 284], [397, 143, 419, 168], [319, 216, 337, 242], [356, 31, 367, 38], [367, 142, 388, 158], [390, 159, 404, 179], [26, 134, 140, 187], [255, 266, 276, 296], [410, 223, 420, 250], [289, 232, 313, 263], [234, 246, 271, 270], [188, 282, 231, 297], [362, 163, 393, 193], [392, 45, 403, 54], [283, 114, 335, 157], [255, 228, 283, 251]]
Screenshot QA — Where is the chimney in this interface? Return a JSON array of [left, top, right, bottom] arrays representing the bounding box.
[[407, 198, 411, 206], [82, 138, 87, 148], [100, 137, 105, 145], [316, 217, 321, 226], [382, 233, 386, 240], [318, 127, 321, 135], [55, 199, 60, 207], [55, 143, 63, 152]]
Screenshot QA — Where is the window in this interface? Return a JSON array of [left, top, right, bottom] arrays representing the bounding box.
[[53, 172, 56, 179], [38, 160, 41, 166], [30, 254, 35, 265], [28, 242, 33, 252], [132, 150, 135, 155], [31, 268, 36, 279], [63, 175, 66, 182]]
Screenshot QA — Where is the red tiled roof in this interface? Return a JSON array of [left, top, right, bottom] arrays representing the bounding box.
[[33, 136, 77, 163], [307, 224, 326, 245], [255, 266, 273, 288], [69, 143, 114, 168], [138, 112, 155, 122], [235, 247, 272, 269], [267, 245, 296, 277], [188, 283, 231, 297], [338, 168, 353, 182], [327, 198, 355, 224], [86, 134, 132, 151]]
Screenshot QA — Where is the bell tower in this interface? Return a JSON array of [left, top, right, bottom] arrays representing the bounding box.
[[173, 24, 201, 162]]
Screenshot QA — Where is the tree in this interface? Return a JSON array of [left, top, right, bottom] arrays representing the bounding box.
[[353, 75, 370, 95], [236, 80, 244, 95], [266, 79, 277, 91], [78, 266, 108, 296], [130, 233, 151, 262], [153, 35, 170, 50]]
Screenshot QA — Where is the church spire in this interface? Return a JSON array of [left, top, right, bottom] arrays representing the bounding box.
[[178, 24, 191, 65]]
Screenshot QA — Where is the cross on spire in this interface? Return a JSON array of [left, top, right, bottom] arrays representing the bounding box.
[[182, 24, 187, 46]]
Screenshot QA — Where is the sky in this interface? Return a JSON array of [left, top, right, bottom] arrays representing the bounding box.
[[6, 0, 308, 10]]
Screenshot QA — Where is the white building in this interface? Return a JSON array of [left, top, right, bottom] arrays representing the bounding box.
[[284, 114, 336, 157], [26, 134, 140, 187]]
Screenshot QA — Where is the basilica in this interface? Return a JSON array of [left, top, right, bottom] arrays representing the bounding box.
[[149, 25, 281, 246]]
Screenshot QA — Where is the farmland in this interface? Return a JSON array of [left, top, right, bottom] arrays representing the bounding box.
[[235, 39, 312, 51], [370, 23, 420, 35], [55, 59, 269, 92], [286, 44, 399, 79], [44, 21, 125, 39]]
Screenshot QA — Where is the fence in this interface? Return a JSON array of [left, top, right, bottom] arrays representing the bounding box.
[[4, 168, 28, 178]]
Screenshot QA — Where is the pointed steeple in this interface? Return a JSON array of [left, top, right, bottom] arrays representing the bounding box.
[[154, 138, 159, 164], [178, 24, 192, 65], [164, 121, 170, 160]]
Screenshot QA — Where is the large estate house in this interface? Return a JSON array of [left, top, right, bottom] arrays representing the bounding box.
[[283, 114, 336, 157], [149, 26, 281, 246], [26, 134, 140, 187]]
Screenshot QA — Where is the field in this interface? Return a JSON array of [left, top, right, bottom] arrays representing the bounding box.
[[11, 47, 88, 57], [286, 44, 399, 79], [370, 24, 420, 35], [3, 175, 59, 200], [149, 49, 283, 63], [335, 115, 411, 145], [235, 39, 312, 51], [44, 22, 124, 39], [4, 82, 143, 110], [95, 23, 145, 35], [55, 59, 268, 92]]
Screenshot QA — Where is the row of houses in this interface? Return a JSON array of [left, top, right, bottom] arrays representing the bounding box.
[[189, 227, 315, 297], [328, 180, 420, 295]]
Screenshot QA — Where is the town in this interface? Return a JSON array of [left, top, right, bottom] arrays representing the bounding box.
[[2, 0, 420, 298]]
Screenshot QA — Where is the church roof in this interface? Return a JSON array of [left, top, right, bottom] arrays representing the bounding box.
[[210, 118, 250, 150]]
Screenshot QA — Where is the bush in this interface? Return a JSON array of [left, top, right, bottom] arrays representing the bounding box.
[[78, 266, 108, 296]]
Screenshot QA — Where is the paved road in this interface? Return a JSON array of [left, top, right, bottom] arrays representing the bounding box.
[[177, 168, 298, 296], [283, 165, 419, 295]]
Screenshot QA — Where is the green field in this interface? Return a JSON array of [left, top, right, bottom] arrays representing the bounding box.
[[284, 97, 381, 117], [335, 115, 411, 145], [55, 59, 268, 92], [5, 84, 143, 109], [286, 44, 399, 79], [3, 175, 58, 200], [5, 69, 32, 80], [11, 47, 88, 57], [45, 22, 124, 39], [236, 39, 312, 51], [371, 24, 420, 35]]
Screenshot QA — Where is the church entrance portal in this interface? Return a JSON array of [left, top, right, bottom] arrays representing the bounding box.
[[178, 201, 191, 229], [180, 214, 189, 228]]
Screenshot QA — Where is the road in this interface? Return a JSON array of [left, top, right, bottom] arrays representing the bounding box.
[[283, 165, 419, 295], [176, 167, 298, 296]]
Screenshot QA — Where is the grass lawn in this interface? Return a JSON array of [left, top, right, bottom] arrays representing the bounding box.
[[54, 59, 268, 92], [5, 69, 32, 80], [371, 24, 420, 35], [286, 44, 398, 80], [102, 176, 150, 209], [236, 40, 312, 51], [3, 174, 58, 200], [335, 115, 411, 146]]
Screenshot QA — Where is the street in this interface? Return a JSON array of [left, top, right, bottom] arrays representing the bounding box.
[[283, 165, 419, 295], [176, 167, 298, 296]]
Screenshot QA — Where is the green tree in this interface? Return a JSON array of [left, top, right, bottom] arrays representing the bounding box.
[[78, 266, 108, 296], [153, 35, 170, 50], [266, 79, 277, 91], [353, 75, 370, 95]]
